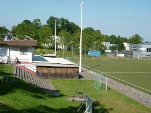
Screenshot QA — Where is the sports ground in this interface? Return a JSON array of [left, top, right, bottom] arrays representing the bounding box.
[[73, 56, 151, 94]]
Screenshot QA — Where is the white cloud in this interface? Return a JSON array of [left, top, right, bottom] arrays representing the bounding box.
[[128, 13, 133, 17]]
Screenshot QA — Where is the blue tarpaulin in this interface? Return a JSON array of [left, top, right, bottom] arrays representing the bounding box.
[[88, 51, 101, 57]]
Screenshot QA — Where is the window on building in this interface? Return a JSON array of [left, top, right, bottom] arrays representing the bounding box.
[[146, 48, 151, 52], [20, 47, 27, 55]]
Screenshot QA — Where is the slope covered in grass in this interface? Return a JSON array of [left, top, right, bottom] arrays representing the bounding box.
[[0, 64, 151, 113]]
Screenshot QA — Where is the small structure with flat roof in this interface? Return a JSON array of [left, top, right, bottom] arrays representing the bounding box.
[[33, 56, 79, 79]]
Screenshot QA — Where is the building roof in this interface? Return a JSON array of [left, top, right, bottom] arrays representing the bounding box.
[[35, 62, 79, 68], [0, 40, 37, 47], [32, 56, 79, 67], [33, 56, 77, 65]]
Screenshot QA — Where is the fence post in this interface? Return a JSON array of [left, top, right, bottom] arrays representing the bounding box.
[[114, 81, 116, 85], [106, 77, 108, 91], [19, 67, 21, 79], [133, 89, 134, 94], [15, 66, 19, 77]]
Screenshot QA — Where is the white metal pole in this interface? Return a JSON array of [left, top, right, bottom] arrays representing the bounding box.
[[63, 44, 64, 58], [55, 19, 56, 55], [106, 77, 108, 91], [79, 2, 84, 72], [72, 41, 73, 56], [117, 44, 118, 57], [138, 53, 139, 60], [85, 45, 86, 58]]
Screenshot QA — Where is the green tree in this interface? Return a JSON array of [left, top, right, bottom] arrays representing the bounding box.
[[0, 35, 3, 41], [0, 26, 9, 34], [32, 19, 42, 29], [47, 16, 80, 36], [23, 20, 32, 25], [93, 30, 105, 51], [118, 41, 125, 51], [129, 34, 143, 44], [47, 16, 58, 35], [14, 23, 35, 39], [83, 27, 95, 50], [32, 19, 42, 40], [68, 22, 80, 34], [110, 45, 117, 50], [71, 31, 80, 54], [11, 25, 17, 34], [38, 25, 53, 48], [58, 29, 71, 51]]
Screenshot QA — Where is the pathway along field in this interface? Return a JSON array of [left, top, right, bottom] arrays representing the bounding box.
[[79, 70, 151, 109], [71, 56, 151, 109], [77, 57, 151, 92]]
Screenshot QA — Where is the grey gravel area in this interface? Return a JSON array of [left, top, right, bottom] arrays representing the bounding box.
[[79, 70, 151, 109]]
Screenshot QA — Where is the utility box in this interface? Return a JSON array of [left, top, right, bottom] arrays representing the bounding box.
[[88, 51, 101, 57]]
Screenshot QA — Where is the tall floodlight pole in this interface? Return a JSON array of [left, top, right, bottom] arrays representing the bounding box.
[[55, 19, 57, 55], [117, 44, 118, 58], [71, 41, 74, 56], [79, 2, 84, 72]]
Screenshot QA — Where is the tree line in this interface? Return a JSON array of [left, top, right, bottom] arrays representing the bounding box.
[[0, 16, 144, 52]]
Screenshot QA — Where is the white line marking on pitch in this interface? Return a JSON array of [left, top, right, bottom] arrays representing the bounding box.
[[103, 72, 151, 73]]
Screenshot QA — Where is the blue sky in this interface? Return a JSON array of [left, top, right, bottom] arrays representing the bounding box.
[[1, 0, 151, 41]]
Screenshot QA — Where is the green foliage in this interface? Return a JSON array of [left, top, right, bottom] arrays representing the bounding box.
[[110, 45, 117, 50], [82, 28, 106, 52], [47, 16, 58, 34], [0, 16, 144, 53], [118, 41, 125, 51], [32, 19, 42, 29], [23, 20, 32, 25], [35, 48, 54, 55], [0, 26, 9, 34], [0, 35, 3, 41], [105, 35, 126, 51], [129, 34, 143, 44], [13, 22, 36, 39], [38, 25, 53, 48], [47, 16, 80, 35], [0, 64, 151, 113]]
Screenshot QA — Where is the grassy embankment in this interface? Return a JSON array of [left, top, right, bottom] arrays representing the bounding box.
[[0, 64, 151, 113]]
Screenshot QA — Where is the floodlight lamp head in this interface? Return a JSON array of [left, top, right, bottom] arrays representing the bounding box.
[[80, 2, 84, 6]]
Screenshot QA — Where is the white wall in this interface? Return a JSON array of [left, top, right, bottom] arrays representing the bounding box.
[[118, 54, 124, 57], [9, 46, 33, 62], [123, 43, 130, 50]]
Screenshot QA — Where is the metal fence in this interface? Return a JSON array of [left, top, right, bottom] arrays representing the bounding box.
[[81, 65, 151, 108], [13, 61, 59, 96]]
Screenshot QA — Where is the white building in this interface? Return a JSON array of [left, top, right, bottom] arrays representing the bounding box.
[[0, 40, 37, 63], [102, 42, 111, 49], [123, 42, 130, 50]]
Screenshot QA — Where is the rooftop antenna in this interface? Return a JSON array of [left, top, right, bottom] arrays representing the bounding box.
[[11, 36, 19, 40], [24, 35, 33, 40]]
